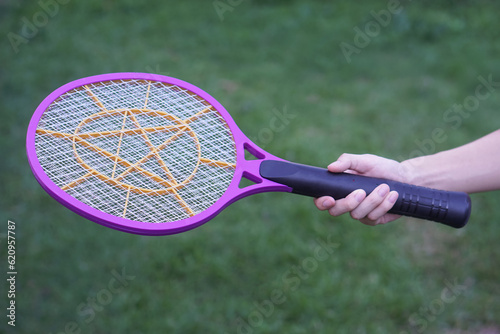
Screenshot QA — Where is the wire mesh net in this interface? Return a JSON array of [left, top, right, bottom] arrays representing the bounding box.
[[35, 79, 237, 223]]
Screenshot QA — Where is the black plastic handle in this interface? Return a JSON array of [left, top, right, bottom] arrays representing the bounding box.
[[260, 160, 471, 228]]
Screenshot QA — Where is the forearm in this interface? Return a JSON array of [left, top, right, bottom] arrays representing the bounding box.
[[402, 130, 500, 193]]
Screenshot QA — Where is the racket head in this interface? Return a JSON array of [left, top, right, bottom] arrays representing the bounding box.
[[27, 73, 291, 235]]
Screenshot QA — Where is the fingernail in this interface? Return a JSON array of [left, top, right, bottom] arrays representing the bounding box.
[[322, 199, 333, 208], [355, 190, 364, 202], [388, 191, 398, 204], [378, 185, 389, 197]]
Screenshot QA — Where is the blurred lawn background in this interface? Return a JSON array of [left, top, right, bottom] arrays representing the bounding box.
[[1, 0, 500, 333]]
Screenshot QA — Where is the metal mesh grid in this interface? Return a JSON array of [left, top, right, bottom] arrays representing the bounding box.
[[34, 79, 237, 223]]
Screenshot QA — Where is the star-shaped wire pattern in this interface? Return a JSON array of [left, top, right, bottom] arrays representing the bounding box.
[[35, 80, 237, 223]]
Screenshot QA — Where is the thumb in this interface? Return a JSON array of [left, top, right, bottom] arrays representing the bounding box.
[[327, 153, 371, 173], [327, 159, 352, 173]]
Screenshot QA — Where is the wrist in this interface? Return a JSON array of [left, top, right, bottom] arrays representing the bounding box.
[[399, 157, 425, 187], [400, 153, 447, 189]]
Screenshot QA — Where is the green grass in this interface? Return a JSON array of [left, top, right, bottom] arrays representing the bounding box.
[[1, 0, 500, 333]]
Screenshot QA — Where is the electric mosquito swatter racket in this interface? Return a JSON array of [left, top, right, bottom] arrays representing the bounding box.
[[26, 73, 471, 235]]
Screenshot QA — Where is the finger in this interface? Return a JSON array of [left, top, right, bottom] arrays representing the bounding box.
[[314, 196, 335, 211], [328, 189, 366, 216], [350, 184, 391, 220]]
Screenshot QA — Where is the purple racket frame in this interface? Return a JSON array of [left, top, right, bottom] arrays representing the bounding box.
[[26, 73, 292, 235]]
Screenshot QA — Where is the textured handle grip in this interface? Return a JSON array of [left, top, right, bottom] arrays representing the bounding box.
[[260, 160, 471, 228]]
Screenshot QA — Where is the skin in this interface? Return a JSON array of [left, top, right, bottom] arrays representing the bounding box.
[[314, 130, 500, 226]]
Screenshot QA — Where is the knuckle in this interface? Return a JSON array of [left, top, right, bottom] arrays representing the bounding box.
[[328, 208, 341, 217], [362, 153, 376, 159], [366, 212, 381, 221], [350, 210, 364, 220]]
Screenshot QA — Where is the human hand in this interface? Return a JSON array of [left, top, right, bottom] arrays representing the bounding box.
[[314, 153, 408, 225]]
